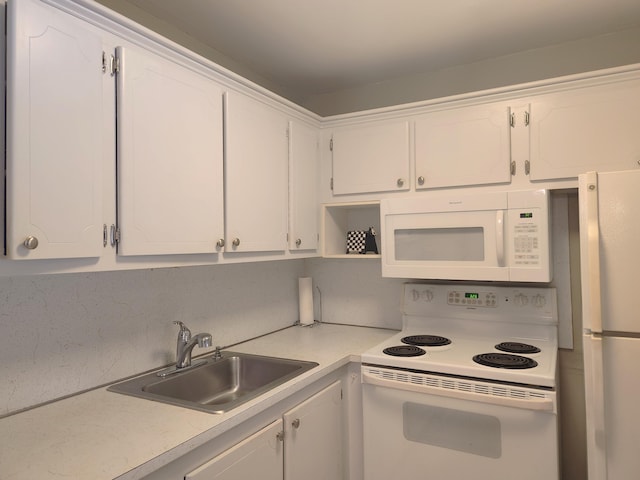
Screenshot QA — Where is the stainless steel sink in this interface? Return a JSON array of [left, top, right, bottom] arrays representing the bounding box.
[[108, 352, 318, 413]]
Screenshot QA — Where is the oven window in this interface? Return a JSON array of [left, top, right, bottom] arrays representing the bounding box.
[[394, 227, 484, 261], [403, 402, 501, 458]]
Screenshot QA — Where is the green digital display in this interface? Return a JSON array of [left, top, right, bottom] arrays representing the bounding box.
[[520, 212, 533, 218], [465, 292, 479, 299]]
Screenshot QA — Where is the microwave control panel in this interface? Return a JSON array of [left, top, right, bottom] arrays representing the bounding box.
[[509, 207, 543, 267]]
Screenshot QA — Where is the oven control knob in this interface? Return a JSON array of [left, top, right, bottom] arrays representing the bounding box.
[[422, 289, 434, 302], [532, 294, 547, 308], [514, 293, 529, 307]]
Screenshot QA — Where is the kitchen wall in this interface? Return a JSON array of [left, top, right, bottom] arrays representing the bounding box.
[[0, 260, 306, 416], [304, 26, 640, 115]]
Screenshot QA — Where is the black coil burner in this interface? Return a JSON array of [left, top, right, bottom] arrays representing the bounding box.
[[383, 345, 426, 357], [495, 342, 541, 354], [402, 335, 452, 347], [473, 353, 538, 369]]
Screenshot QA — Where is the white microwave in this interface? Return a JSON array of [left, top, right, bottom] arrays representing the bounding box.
[[380, 189, 552, 282]]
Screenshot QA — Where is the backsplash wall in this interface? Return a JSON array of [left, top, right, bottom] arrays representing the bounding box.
[[0, 260, 305, 416]]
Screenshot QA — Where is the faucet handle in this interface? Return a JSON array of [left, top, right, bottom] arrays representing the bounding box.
[[173, 321, 191, 340]]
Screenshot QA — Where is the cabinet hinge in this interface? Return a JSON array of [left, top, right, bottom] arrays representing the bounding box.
[[329, 137, 334, 152], [110, 224, 120, 246], [108, 54, 120, 76], [525, 160, 531, 175], [510, 161, 516, 176]]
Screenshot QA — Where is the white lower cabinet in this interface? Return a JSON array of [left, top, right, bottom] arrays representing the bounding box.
[[186, 420, 283, 480], [184, 381, 343, 480], [283, 380, 344, 480]]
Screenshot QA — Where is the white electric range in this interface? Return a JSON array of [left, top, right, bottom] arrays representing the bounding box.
[[361, 283, 560, 480]]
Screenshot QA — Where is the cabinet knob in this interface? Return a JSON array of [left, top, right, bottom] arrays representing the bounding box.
[[23, 236, 39, 250], [216, 238, 225, 248], [295, 238, 302, 247], [292, 418, 300, 429], [276, 431, 285, 442], [232, 238, 240, 247], [397, 178, 405, 188], [417, 176, 425, 186]]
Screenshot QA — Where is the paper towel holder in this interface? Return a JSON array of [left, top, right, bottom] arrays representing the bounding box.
[[294, 285, 322, 327]]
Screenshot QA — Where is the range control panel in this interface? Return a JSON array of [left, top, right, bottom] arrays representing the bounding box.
[[447, 290, 497, 307], [403, 283, 558, 323]]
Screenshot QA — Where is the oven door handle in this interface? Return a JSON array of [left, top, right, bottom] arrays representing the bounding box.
[[362, 371, 555, 412]]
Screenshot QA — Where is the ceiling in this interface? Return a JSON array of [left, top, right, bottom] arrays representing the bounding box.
[[124, 0, 640, 99]]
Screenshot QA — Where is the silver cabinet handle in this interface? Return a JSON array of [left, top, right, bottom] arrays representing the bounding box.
[[397, 178, 405, 188], [417, 176, 425, 186], [23, 236, 39, 250], [216, 239, 225, 248], [276, 431, 284, 442], [295, 238, 302, 247], [232, 238, 240, 247], [292, 418, 300, 429]]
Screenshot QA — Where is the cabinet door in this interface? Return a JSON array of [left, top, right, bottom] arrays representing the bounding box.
[[530, 79, 640, 181], [414, 103, 512, 189], [224, 91, 288, 253], [185, 420, 283, 480], [289, 120, 319, 251], [116, 46, 224, 255], [331, 121, 410, 195], [283, 381, 344, 480], [5, 0, 107, 259]]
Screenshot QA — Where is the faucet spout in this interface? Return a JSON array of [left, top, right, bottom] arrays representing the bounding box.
[[173, 321, 212, 369]]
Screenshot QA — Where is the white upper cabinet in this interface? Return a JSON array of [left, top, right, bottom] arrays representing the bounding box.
[[115, 46, 224, 255], [224, 91, 289, 253], [414, 102, 513, 189], [529, 78, 640, 181], [5, 0, 108, 259], [289, 120, 319, 251], [331, 120, 410, 195]]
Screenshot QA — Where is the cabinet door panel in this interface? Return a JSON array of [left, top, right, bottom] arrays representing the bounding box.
[[530, 79, 640, 180], [224, 91, 288, 253], [186, 420, 283, 480], [332, 121, 410, 195], [6, 0, 106, 259], [283, 381, 343, 480], [415, 104, 512, 189], [116, 46, 224, 255], [289, 120, 319, 251]]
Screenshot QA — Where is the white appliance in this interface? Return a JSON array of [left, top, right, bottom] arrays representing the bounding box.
[[361, 283, 559, 480], [579, 170, 640, 480], [380, 189, 552, 282]]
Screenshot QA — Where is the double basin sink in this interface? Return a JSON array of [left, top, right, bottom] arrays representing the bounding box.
[[108, 352, 318, 414]]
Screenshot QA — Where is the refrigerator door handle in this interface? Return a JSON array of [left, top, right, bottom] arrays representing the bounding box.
[[584, 334, 608, 479], [580, 172, 603, 333]]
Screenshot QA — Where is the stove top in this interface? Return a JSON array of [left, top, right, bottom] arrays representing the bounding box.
[[361, 284, 559, 388]]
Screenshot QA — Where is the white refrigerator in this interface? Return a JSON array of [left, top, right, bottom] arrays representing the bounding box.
[[579, 169, 640, 480]]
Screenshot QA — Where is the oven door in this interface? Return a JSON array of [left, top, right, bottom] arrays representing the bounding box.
[[362, 367, 559, 480]]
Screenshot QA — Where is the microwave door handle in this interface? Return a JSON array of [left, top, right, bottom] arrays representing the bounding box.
[[496, 210, 505, 267]]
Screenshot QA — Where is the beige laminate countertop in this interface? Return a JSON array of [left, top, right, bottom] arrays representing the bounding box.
[[0, 323, 394, 480]]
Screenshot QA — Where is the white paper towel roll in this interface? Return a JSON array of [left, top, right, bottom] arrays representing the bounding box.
[[298, 277, 314, 325]]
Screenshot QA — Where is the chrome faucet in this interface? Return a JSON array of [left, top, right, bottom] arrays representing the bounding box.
[[173, 321, 212, 368]]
